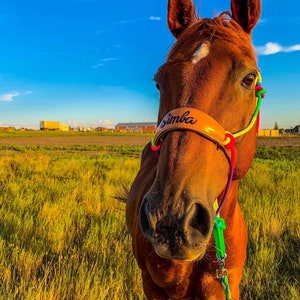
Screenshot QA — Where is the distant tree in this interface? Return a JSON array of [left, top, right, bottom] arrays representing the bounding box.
[[274, 122, 279, 130], [279, 128, 285, 135]]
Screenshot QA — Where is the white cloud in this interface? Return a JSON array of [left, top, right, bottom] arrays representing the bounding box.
[[92, 63, 104, 69], [117, 18, 139, 24], [67, 119, 114, 128], [101, 57, 119, 62], [0, 90, 32, 102], [289, 45, 300, 51], [0, 92, 20, 101], [258, 18, 267, 24], [103, 119, 113, 126], [148, 16, 161, 21], [92, 57, 119, 69], [0, 91, 32, 102], [118, 16, 161, 24], [256, 42, 300, 55]]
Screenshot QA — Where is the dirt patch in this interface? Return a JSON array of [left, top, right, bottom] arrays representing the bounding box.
[[256, 137, 300, 148], [0, 135, 150, 146], [0, 135, 299, 147]]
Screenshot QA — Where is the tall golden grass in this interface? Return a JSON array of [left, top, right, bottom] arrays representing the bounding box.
[[0, 142, 298, 299]]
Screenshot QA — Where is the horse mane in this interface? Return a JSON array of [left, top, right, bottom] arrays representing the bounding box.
[[168, 12, 256, 61]]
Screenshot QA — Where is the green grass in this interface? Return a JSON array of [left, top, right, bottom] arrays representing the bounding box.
[[0, 145, 298, 299], [0, 144, 144, 157], [0, 148, 142, 300], [240, 148, 299, 300]]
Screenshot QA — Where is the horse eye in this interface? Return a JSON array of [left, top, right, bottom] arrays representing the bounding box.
[[155, 83, 160, 90], [242, 73, 256, 88]]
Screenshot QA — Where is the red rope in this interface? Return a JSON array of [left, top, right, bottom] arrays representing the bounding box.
[[216, 133, 236, 215]]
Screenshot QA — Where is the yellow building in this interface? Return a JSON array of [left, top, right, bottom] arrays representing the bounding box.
[[40, 120, 69, 131], [258, 129, 279, 137]]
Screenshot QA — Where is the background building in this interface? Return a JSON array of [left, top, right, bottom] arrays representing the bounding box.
[[40, 121, 69, 131], [258, 129, 279, 137], [115, 122, 156, 133]]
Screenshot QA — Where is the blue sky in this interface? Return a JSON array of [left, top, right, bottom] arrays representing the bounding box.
[[1, 0, 299, 129]]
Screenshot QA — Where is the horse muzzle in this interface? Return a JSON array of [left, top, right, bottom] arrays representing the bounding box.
[[139, 191, 214, 261]]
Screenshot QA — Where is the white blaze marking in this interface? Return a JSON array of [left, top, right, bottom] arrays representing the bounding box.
[[191, 43, 210, 64]]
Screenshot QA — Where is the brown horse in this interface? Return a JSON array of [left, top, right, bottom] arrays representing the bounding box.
[[126, 0, 264, 299]]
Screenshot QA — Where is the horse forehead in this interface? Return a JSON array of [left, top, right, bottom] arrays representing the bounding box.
[[191, 42, 210, 64]]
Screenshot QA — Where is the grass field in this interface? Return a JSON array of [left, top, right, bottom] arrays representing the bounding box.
[[0, 132, 299, 299]]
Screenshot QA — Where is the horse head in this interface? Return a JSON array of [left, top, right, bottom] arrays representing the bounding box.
[[139, 0, 262, 262]]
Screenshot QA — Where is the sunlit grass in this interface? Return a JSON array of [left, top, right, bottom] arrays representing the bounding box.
[[0, 148, 143, 299], [239, 152, 299, 300], [0, 144, 298, 299]]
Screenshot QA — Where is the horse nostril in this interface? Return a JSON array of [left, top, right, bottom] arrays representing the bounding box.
[[189, 203, 211, 237], [139, 198, 154, 238]]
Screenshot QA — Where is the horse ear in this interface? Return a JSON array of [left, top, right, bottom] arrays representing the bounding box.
[[231, 0, 261, 33], [168, 0, 196, 38]]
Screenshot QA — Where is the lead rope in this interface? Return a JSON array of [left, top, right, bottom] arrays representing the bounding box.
[[213, 214, 232, 300], [213, 207, 233, 300], [212, 135, 235, 300]]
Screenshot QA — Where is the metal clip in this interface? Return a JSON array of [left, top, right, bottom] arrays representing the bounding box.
[[216, 267, 228, 278], [217, 254, 226, 266], [215, 255, 227, 278]]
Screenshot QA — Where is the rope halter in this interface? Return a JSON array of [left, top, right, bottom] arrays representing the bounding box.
[[150, 72, 266, 214]]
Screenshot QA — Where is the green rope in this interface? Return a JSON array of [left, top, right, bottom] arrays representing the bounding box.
[[213, 216, 233, 300], [220, 276, 233, 300], [213, 217, 226, 259]]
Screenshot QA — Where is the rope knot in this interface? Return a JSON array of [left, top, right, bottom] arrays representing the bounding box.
[[255, 83, 266, 98], [222, 132, 235, 150], [150, 138, 162, 152]]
